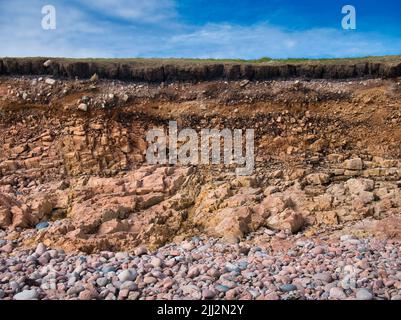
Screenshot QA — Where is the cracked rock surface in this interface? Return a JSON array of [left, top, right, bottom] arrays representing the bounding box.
[[0, 75, 401, 299]]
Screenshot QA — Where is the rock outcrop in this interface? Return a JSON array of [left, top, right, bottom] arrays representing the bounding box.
[[1, 75, 401, 252]]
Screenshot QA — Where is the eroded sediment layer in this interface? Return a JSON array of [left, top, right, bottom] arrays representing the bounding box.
[[0, 74, 401, 300], [1, 57, 401, 82]]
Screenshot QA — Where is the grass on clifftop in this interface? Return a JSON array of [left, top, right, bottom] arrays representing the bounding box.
[[7, 54, 401, 65]]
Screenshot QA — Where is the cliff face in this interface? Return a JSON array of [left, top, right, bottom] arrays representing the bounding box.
[[1, 72, 401, 300], [1, 57, 401, 82], [1, 76, 401, 253]]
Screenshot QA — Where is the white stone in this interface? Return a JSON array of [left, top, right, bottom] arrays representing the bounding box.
[[115, 252, 129, 260], [45, 78, 56, 85], [150, 257, 163, 268], [14, 289, 38, 300], [35, 243, 46, 255], [343, 158, 363, 170], [134, 246, 147, 256], [43, 59, 52, 67], [346, 178, 374, 195], [329, 287, 346, 299], [78, 103, 88, 112], [182, 242, 194, 250], [356, 288, 373, 300], [118, 269, 137, 282]]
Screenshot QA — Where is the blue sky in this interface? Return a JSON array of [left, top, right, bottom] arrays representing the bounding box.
[[0, 0, 401, 59]]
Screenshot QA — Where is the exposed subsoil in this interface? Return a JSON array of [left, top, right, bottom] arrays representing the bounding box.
[[0, 64, 400, 300]]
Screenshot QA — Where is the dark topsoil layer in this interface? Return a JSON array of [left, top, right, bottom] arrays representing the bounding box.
[[1, 56, 401, 82]]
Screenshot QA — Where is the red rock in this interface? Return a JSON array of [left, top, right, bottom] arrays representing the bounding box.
[[267, 209, 304, 234], [98, 219, 128, 235]]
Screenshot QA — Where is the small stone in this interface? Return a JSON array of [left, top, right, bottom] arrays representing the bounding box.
[[38, 255, 50, 265], [45, 78, 56, 85], [102, 266, 117, 274], [329, 287, 346, 299], [313, 273, 333, 283], [215, 285, 230, 293], [78, 290, 95, 300], [118, 288, 129, 299], [118, 269, 137, 282], [122, 94, 129, 102], [36, 221, 49, 230], [311, 246, 325, 255], [43, 59, 52, 67], [90, 73, 99, 82], [150, 257, 163, 268], [188, 266, 200, 278], [128, 291, 140, 300], [207, 268, 220, 278], [105, 293, 116, 300], [225, 289, 238, 299], [134, 246, 147, 256], [240, 79, 250, 87], [78, 103, 88, 112], [35, 243, 47, 255], [182, 284, 201, 299], [202, 289, 216, 299], [143, 276, 157, 284], [120, 281, 137, 291], [182, 242, 195, 250], [115, 252, 129, 260], [343, 158, 363, 170], [225, 263, 240, 272], [14, 289, 38, 300], [1, 243, 13, 253], [340, 234, 354, 241], [356, 288, 373, 300], [96, 277, 108, 287], [279, 284, 297, 292], [264, 292, 280, 300], [306, 173, 330, 185]]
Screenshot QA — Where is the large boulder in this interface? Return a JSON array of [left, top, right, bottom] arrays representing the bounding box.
[[0, 193, 31, 228], [266, 208, 304, 233]]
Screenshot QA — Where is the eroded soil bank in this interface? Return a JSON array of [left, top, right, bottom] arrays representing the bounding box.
[[0, 72, 400, 300], [1, 57, 401, 82]]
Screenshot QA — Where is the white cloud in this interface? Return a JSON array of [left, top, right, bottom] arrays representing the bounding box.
[[0, 1, 400, 59], [284, 40, 296, 49], [78, 0, 177, 23], [0, 0, 119, 57], [164, 23, 401, 59]]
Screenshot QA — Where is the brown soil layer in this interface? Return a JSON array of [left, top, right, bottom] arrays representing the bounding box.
[[1, 75, 401, 254]]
